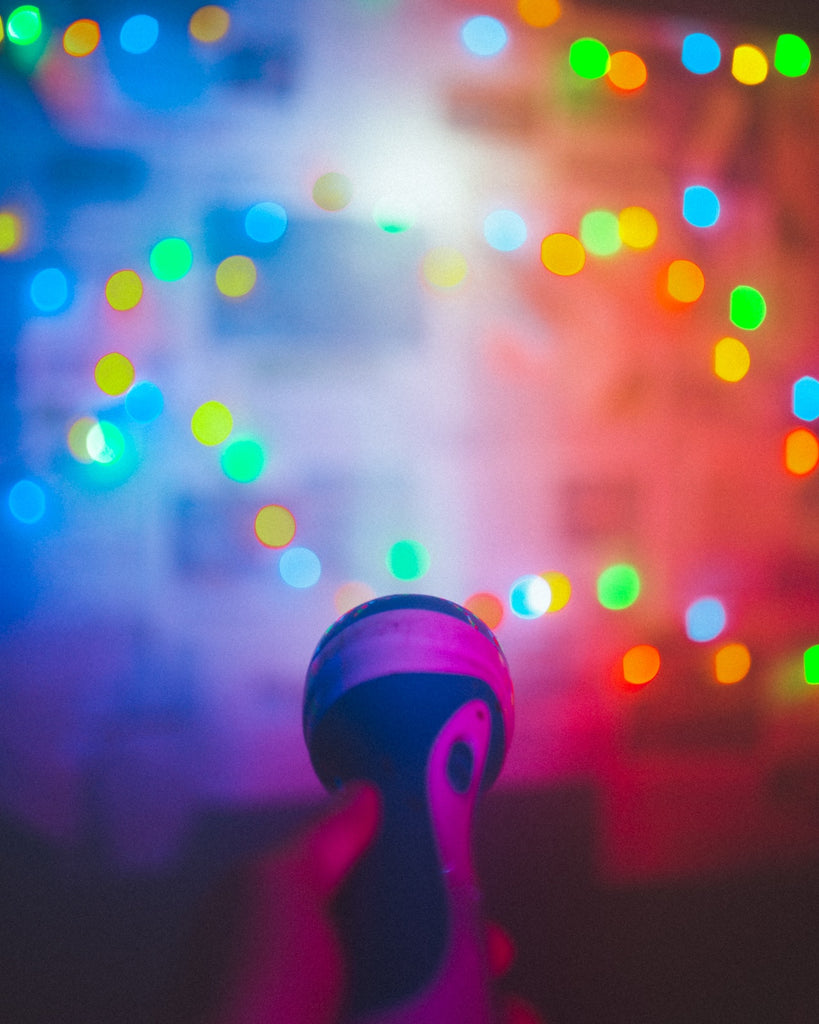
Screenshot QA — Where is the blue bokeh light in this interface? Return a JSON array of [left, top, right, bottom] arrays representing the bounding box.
[[30, 267, 70, 314], [681, 33, 721, 75], [484, 210, 527, 252], [245, 202, 288, 243], [125, 381, 165, 423], [461, 16, 508, 57], [120, 14, 159, 55], [509, 575, 551, 619], [683, 186, 720, 228], [685, 597, 727, 642], [792, 376, 819, 422], [8, 479, 46, 524], [279, 546, 321, 588]]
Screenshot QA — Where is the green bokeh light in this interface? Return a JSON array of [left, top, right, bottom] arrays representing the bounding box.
[[569, 37, 611, 79], [580, 209, 621, 256], [774, 34, 811, 77], [387, 539, 430, 581], [729, 285, 766, 330], [805, 644, 819, 684], [220, 438, 265, 482], [7, 6, 42, 45], [597, 563, 641, 610], [150, 237, 193, 281]]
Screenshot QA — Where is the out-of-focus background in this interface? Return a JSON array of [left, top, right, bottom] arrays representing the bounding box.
[[2, 1, 819, 1021]]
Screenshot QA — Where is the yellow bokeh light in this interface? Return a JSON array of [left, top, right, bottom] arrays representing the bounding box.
[[622, 644, 661, 686], [313, 172, 353, 212], [732, 44, 768, 85], [541, 233, 585, 275], [618, 206, 658, 249], [422, 247, 468, 288], [714, 642, 751, 684], [0, 209, 24, 255], [215, 255, 257, 298], [517, 0, 561, 28], [607, 50, 648, 92], [63, 19, 100, 57], [666, 259, 705, 303], [191, 400, 233, 446], [334, 581, 378, 616], [714, 337, 750, 382], [254, 504, 297, 548], [541, 571, 571, 612], [94, 352, 135, 396], [105, 269, 143, 311], [67, 416, 97, 463], [784, 428, 819, 476], [189, 5, 230, 43]]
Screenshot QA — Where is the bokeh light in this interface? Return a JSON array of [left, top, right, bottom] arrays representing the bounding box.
[[792, 376, 819, 421], [30, 267, 69, 314], [106, 269, 143, 311], [517, 0, 561, 28], [461, 16, 508, 57], [569, 37, 611, 79], [125, 381, 164, 423], [606, 50, 647, 92], [685, 597, 727, 642], [94, 352, 135, 396], [509, 575, 552, 618], [245, 202, 288, 243], [579, 210, 621, 256], [7, 6, 41, 45], [618, 206, 658, 249], [714, 337, 750, 382], [541, 233, 585, 275], [254, 504, 296, 548], [422, 247, 468, 288], [774, 34, 811, 77], [464, 591, 505, 631], [732, 44, 768, 85], [63, 19, 100, 57], [683, 186, 720, 228], [86, 420, 125, 465], [714, 642, 751, 684], [542, 571, 572, 612], [220, 438, 266, 482], [666, 259, 705, 303], [597, 563, 640, 610], [484, 210, 527, 252], [729, 285, 766, 330], [335, 581, 377, 615], [681, 33, 721, 75], [372, 197, 415, 233], [8, 479, 45, 524], [387, 539, 430, 580], [805, 644, 819, 684], [189, 5, 230, 43], [313, 172, 353, 212], [191, 400, 233, 446], [784, 428, 819, 476], [279, 546, 321, 588], [0, 210, 24, 255], [67, 417, 96, 463], [622, 644, 660, 686], [215, 255, 257, 297], [150, 237, 193, 281], [120, 14, 159, 55]]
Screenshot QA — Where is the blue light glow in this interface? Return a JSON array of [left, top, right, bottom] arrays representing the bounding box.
[[279, 546, 321, 588], [792, 376, 819, 422], [245, 202, 288, 243], [125, 381, 165, 423], [685, 597, 727, 642], [120, 14, 159, 55], [30, 267, 69, 314], [461, 16, 508, 57], [509, 575, 551, 619], [484, 210, 527, 252], [681, 33, 721, 75], [683, 186, 720, 228], [8, 479, 46, 524]]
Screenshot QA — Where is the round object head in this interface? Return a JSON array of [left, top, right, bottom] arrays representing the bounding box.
[[304, 594, 514, 790]]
